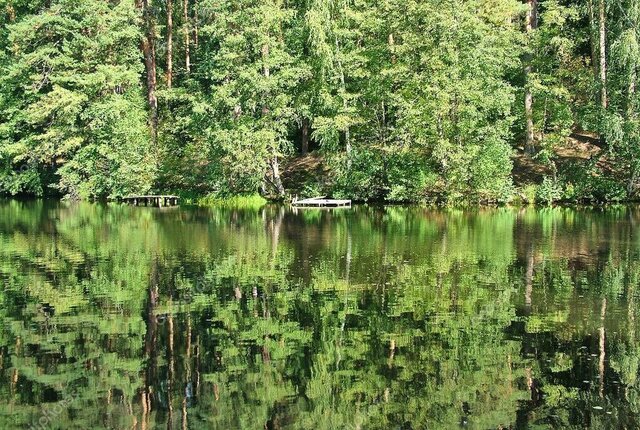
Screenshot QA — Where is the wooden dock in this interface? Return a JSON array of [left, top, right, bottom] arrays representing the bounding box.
[[120, 195, 180, 207], [291, 196, 351, 208]]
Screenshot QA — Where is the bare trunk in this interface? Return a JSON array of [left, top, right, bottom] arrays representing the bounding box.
[[524, 0, 537, 155], [301, 118, 309, 155], [167, 0, 173, 88], [137, 0, 159, 145], [184, 0, 191, 73], [271, 156, 285, 196], [599, 0, 608, 109]]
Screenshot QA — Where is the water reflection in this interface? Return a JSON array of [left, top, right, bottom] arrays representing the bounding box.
[[1, 200, 640, 428]]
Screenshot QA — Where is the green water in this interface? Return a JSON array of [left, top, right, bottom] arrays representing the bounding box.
[[1, 200, 640, 429]]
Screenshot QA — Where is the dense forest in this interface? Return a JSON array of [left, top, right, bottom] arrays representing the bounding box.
[[0, 0, 638, 203]]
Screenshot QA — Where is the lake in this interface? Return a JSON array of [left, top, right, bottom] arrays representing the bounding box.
[[1, 200, 639, 429]]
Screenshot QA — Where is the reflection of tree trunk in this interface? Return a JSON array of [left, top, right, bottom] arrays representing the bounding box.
[[388, 339, 395, 368], [346, 231, 352, 284], [525, 245, 534, 310], [10, 337, 20, 396], [143, 260, 160, 430], [10, 368, 18, 396], [167, 315, 175, 430], [599, 297, 607, 398], [270, 206, 284, 258], [182, 315, 191, 430], [262, 207, 284, 365]]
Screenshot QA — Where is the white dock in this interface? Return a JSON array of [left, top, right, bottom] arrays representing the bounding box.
[[291, 196, 352, 208]]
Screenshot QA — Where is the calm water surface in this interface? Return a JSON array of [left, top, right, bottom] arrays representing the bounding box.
[[1, 200, 640, 429]]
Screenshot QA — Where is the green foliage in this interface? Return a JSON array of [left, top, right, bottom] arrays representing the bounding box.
[[537, 176, 563, 205], [560, 161, 627, 203], [0, 0, 154, 199]]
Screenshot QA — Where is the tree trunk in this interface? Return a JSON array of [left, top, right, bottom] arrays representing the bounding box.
[[270, 156, 285, 199], [136, 0, 159, 145], [194, 0, 199, 48], [301, 118, 309, 155], [628, 65, 637, 118], [167, 0, 173, 88], [335, 38, 351, 163], [184, 0, 191, 73], [524, 0, 537, 155], [262, 43, 285, 197], [599, 0, 608, 109], [587, 0, 599, 79], [628, 68, 638, 195]]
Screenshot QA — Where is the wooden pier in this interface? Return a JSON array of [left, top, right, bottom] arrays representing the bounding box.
[[291, 196, 351, 208], [120, 195, 180, 207]]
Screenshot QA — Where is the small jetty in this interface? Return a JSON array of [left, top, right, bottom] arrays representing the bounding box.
[[120, 195, 180, 207], [291, 196, 351, 208]]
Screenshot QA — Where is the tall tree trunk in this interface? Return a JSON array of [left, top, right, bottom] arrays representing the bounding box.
[[194, 0, 199, 48], [587, 0, 599, 79], [335, 39, 351, 163], [167, 0, 173, 88], [524, 0, 537, 155], [301, 118, 309, 155], [599, 0, 608, 109], [262, 43, 285, 197], [184, 0, 191, 73], [137, 0, 159, 146], [628, 67, 637, 194], [629, 69, 637, 118]]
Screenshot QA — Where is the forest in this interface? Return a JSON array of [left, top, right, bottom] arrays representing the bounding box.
[[0, 0, 638, 204]]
